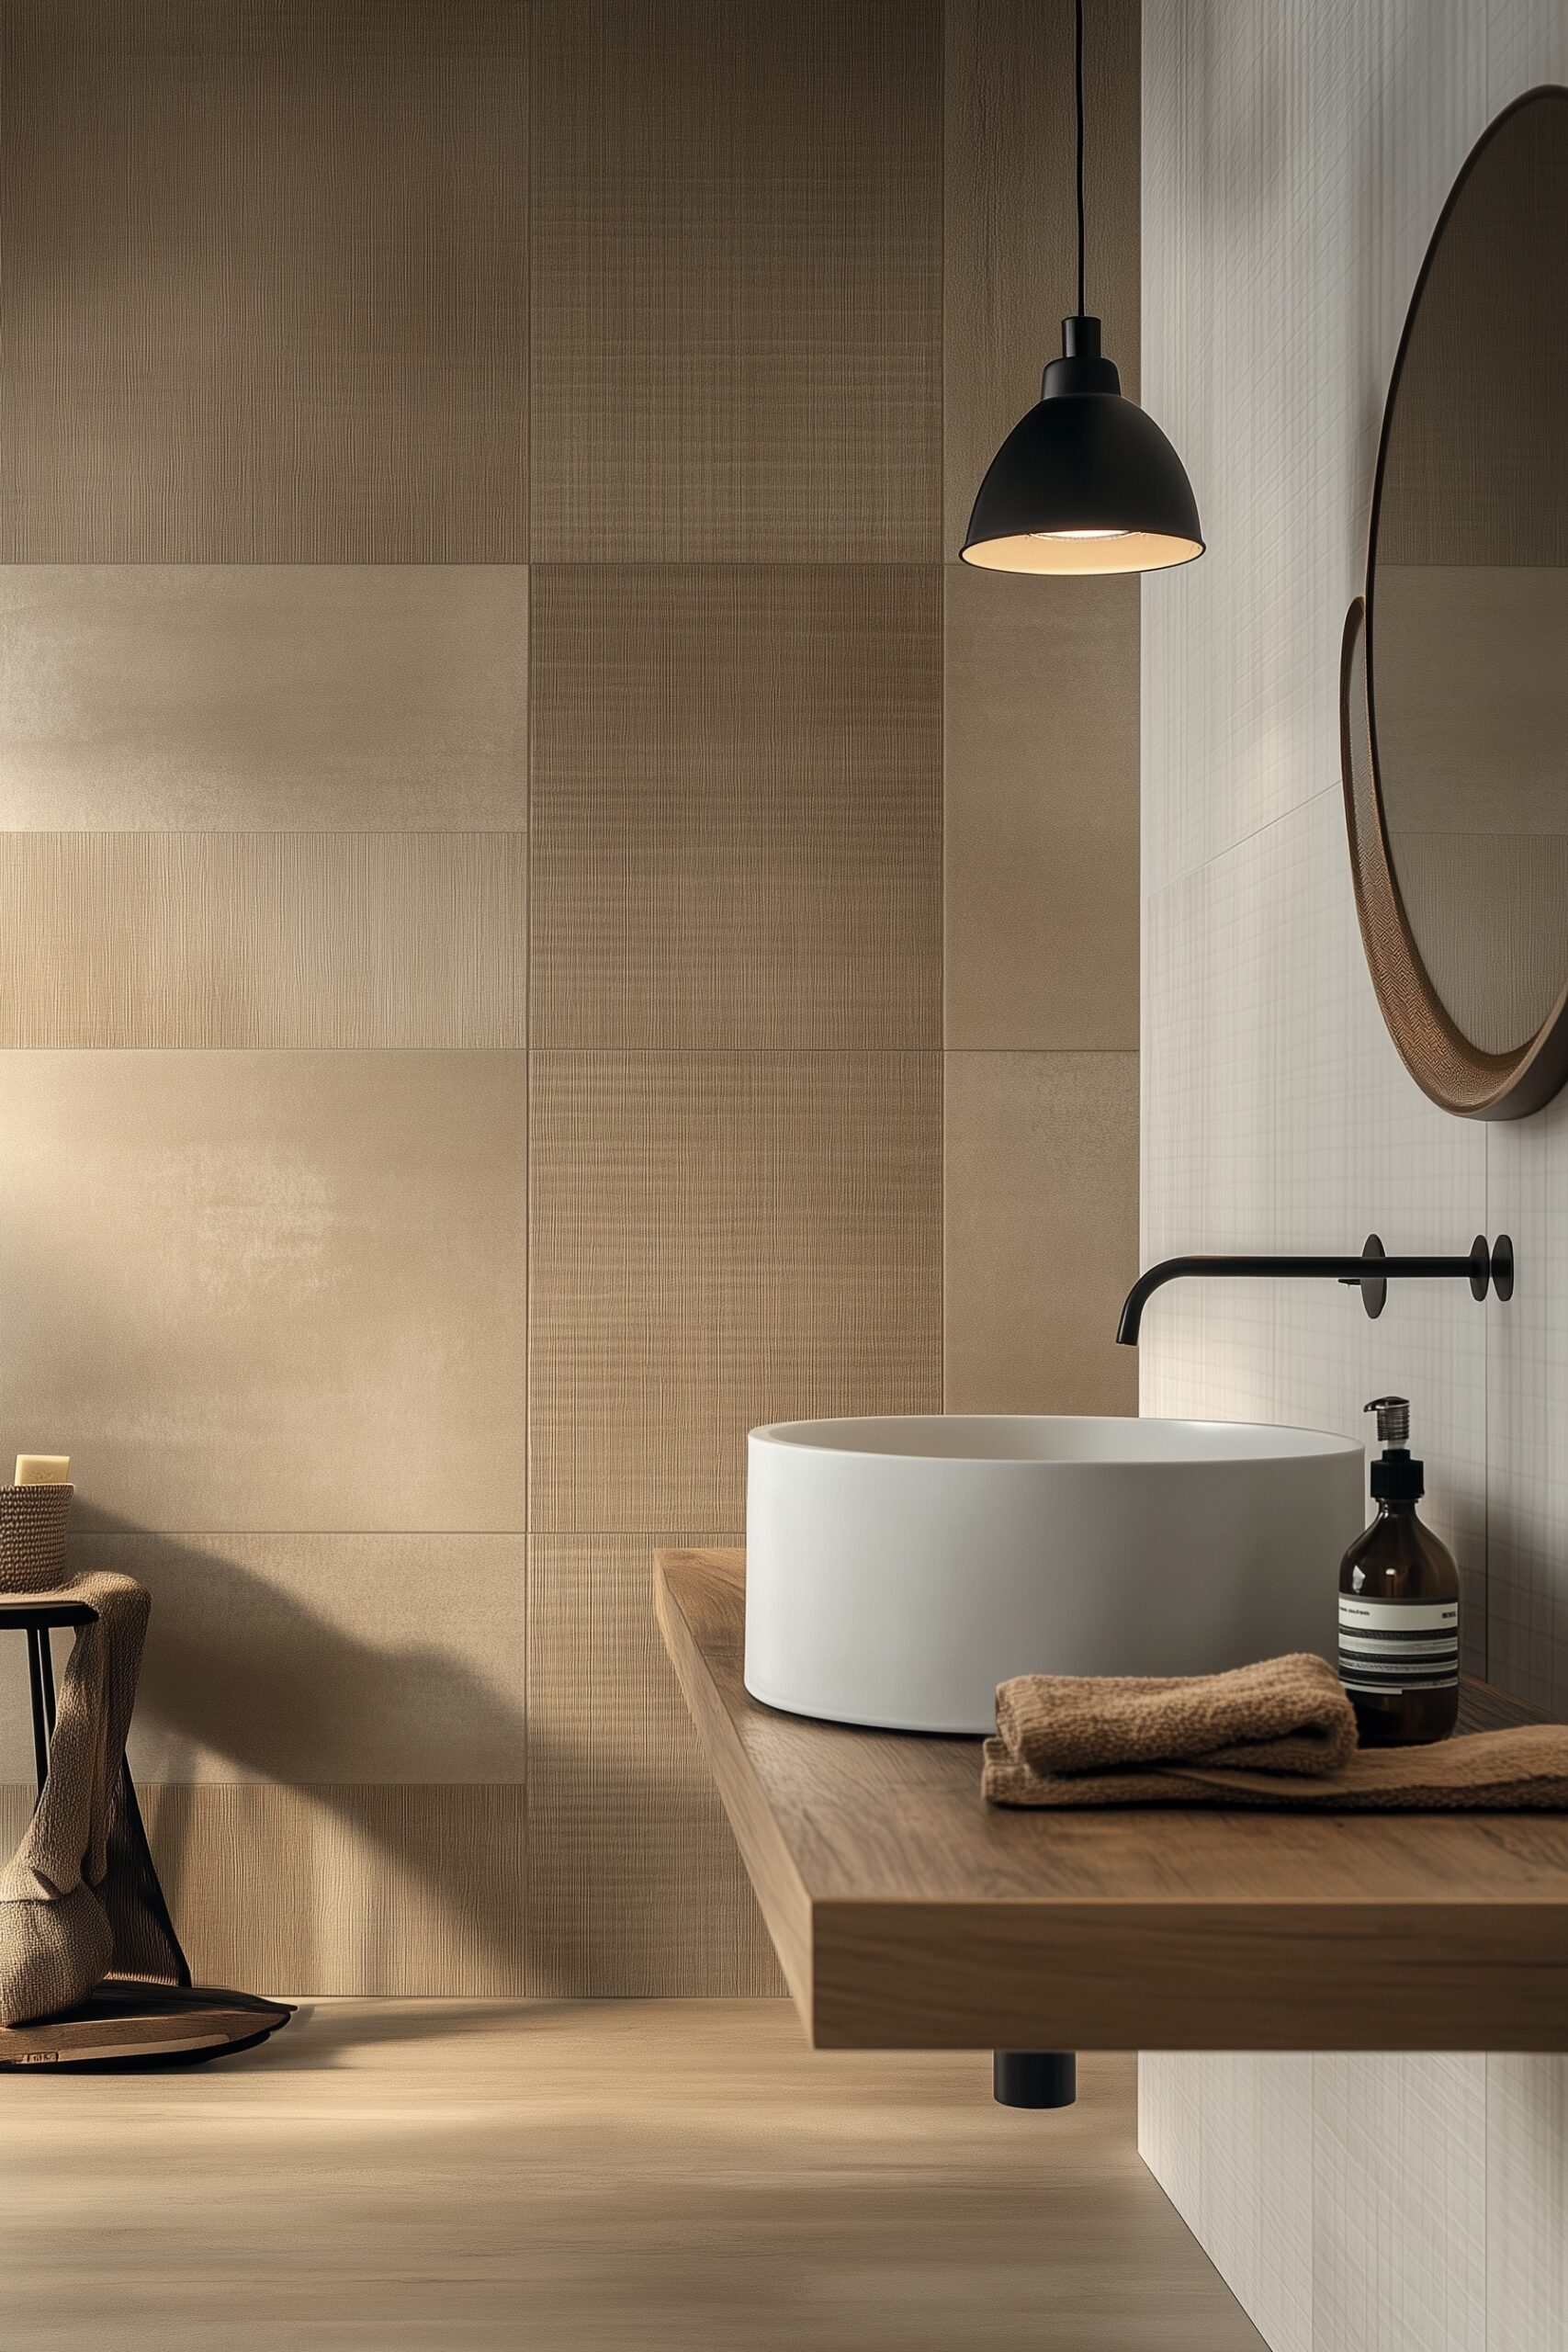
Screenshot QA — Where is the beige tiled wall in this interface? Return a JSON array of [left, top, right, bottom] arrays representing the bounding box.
[[1139, 4, 1568, 2345], [943, 0, 1142, 1426], [0, 0, 1139, 1996], [528, 0, 942, 563], [0, 0, 530, 562]]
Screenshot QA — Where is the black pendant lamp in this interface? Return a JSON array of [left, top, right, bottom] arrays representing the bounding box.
[[961, 0, 1203, 577]]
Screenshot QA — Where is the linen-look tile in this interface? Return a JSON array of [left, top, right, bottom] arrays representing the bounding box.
[[1486, 2052, 1568, 2352], [0, 2, 527, 561], [528, 1052, 942, 1528], [0, 567, 528, 831], [1312, 2052, 1486, 2352], [1195, 2054, 1314, 2352], [1486, 1087, 1568, 1713], [531, 567, 941, 1047], [0, 1052, 527, 1532], [525, 1534, 780, 1996], [1140, 14, 1565, 2337], [944, 565, 1138, 1049], [144, 1783, 529, 1996], [1140, 0, 1488, 898], [944, 1053, 1138, 1415], [530, 0, 941, 560], [943, 0, 1140, 551], [0, 832, 525, 1048], [12, 1532, 529, 1788], [1140, 2052, 1314, 2352], [0, 1781, 527, 1996]]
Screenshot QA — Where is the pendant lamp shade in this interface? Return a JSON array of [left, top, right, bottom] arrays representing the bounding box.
[[962, 316, 1203, 576], [960, 0, 1203, 579]]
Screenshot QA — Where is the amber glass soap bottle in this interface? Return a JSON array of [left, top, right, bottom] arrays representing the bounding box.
[[1337, 1396, 1460, 1747]]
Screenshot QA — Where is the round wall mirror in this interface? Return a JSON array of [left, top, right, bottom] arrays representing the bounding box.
[[1342, 85, 1568, 1117]]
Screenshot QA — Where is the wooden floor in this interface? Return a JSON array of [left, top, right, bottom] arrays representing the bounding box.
[[0, 2000, 1265, 2351]]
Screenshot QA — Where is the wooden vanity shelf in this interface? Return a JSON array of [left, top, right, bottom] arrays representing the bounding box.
[[656, 1547, 1568, 2053]]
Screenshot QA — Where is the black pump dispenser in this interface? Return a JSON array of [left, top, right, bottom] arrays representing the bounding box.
[[1366, 1394, 1424, 1501]]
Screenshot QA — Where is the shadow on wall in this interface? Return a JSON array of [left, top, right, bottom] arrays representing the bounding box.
[[51, 1512, 530, 1991], [17, 1515, 775, 1999]]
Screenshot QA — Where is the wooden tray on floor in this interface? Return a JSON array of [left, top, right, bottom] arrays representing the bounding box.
[[0, 1982, 293, 2069]]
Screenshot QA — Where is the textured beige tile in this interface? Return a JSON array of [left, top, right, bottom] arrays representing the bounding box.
[[0, 832, 525, 1047], [531, 567, 941, 1047], [1486, 2053, 1568, 2352], [0, 566, 528, 831], [145, 1783, 529, 1996], [0, 1781, 527, 1996], [528, 1052, 942, 1528], [944, 1053, 1138, 1416], [944, 565, 1138, 1050], [530, 0, 941, 560], [0, 1052, 527, 1532], [525, 1534, 781, 1996], [3, 1532, 528, 1787], [0, 2, 527, 562], [944, 0, 1140, 550]]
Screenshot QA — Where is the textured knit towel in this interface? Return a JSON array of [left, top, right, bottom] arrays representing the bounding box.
[[0, 1489, 187, 2026], [995, 1653, 1358, 1779], [984, 1654, 1568, 1809]]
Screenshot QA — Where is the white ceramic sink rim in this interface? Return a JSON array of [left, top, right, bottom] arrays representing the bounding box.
[[751, 1412, 1355, 1466]]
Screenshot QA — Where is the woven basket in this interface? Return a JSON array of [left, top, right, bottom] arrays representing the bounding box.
[[0, 1485, 73, 1595]]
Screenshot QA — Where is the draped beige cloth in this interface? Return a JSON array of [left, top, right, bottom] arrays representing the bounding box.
[[0, 1487, 187, 2026]]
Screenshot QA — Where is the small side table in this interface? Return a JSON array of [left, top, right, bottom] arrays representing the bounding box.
[[0, 1596, 293, 2068]]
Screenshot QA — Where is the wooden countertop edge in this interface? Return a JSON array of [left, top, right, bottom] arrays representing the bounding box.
[[807, 1895, 1568, 2049]]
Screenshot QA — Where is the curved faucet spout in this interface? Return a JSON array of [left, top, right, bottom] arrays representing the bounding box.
[[1115, 1235, 1510, 1345]]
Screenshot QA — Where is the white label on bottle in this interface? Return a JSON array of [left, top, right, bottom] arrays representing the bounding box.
[[1337, 1597, 1459, 1693]]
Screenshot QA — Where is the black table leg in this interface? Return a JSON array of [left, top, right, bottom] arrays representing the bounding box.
[[37, 1623, 57, 1737], [25, 1626, 50, 1799]]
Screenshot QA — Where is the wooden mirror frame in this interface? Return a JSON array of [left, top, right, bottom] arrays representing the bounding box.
[[1340, 597, 1568, 1119], [1340, 89, 1568, 1122]]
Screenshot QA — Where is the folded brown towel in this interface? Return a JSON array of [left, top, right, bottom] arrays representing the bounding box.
[[995, 1653, 1358, 1781], [985, 1654, 1568, 1809]]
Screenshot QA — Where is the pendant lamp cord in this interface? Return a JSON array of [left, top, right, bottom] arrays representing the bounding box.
[[1075, 0, 1087, 316]]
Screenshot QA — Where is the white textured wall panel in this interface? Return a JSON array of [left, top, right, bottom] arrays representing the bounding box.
[[1140, 3, 1568, 2346]]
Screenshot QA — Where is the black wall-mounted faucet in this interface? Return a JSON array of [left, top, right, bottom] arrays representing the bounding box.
[[1115, 1232, 1515, 1346]]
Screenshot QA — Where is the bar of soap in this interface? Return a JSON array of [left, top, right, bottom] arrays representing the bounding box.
[[14, 1454, 70, 1486]]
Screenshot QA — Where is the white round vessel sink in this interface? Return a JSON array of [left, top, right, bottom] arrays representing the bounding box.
[[745, 1414, 1366, 1735]]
